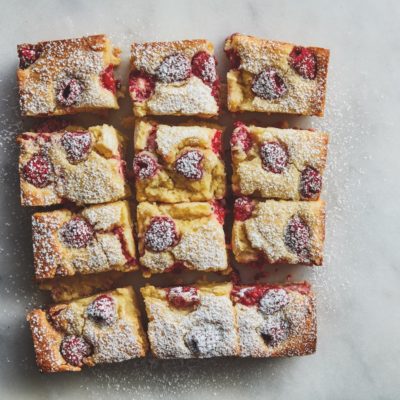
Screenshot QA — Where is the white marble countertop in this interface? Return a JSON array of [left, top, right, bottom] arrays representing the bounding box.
[[0, 0, 399, 399]]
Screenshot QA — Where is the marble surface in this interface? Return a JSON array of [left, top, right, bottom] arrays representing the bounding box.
[[0, 0, 399, 399]]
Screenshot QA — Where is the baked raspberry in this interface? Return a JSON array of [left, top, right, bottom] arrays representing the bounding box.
[[144, 216, 178, 252], [284, 216, 311, 260], [260, 142, 288, 174], [167, 286, 200, 308], [259, 289, 289, 315], [59, 217, 94, 249], [211, 130, 222, 155], [300, 166, 322, 199], [57, 78, 84, 107], [22, 154, 52, 188], [225, 48, 241, 69], [60, 335, 92, 366], [289, 47, 317, 80], [234, 197, 254, 221], [174, 150, 204, 180], [145, 126, 158, 152], [252, 68, 287, 100], [211, 200, 225, 224], [261, 316, 289, 347], [18, 45, 41, 69], [129, 70, 155, 101], [191, 51, 217, 84], [231, 122, 253, 152], [133, 152, 159, 180], [155, 53, 191, 83], [100, 65, 117, 93], [35, 119, 69, 133], [231, 286, 267, 306], [86, 294, 116, 325], [113, 227, 136, 265], [61, 131, 92, 163], [184, 333, 200, 355]]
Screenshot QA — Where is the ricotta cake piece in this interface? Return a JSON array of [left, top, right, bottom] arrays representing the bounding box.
[[27, 287, 148, 372], [129, 39, 220, 117], [225, 33, 330, 116], [133, 119, 226, 202], [17, 35, 121, 116]]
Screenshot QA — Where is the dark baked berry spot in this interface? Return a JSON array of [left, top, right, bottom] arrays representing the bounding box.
[[174, 150, 204, 180], [234, 197, 254, 221], [289, 47, 317, 80], [144, 216, 179, 252], [261, 317, 289, 347], [300, 166, 322, 199], [191, 51, 217, 84], [231, 122, 253, 152], [18, 45, 41, 69], [60, 335, 92, 366], [133, 152, 159, 180], [86, 294, 116, 325], [61, 131, 92, 163], [225, 49, 241, 69], [129, 70, 156, 101], [211, 130, 222, 155], [100, 65, 117, 93], [259, 289, 289, 315], [59, 217, 94, 249], [252, 68, 287, 100], [260, 142, 288, 174], [22, 154, 52, 188], [155, 53, 191, 83], [57, 78, 84, 107], [184, 333, 200, 355], [145, 126, 158, 152], [284, 216, 311, 260], [167, 286, 200, 308]]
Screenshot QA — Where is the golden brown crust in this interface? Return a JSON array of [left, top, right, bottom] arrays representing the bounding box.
[[225, 33, 330, 116]]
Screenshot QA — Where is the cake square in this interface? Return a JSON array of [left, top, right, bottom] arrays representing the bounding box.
[[17, 124, 130, 206], [141, 282, 239, 358], [231, 282, 316, 357], [232, 199, 325, 265], [137, 202, 228, 276], [27, 287, 148, 373], [133, 119, 226, 202], [129, 39, 220, 117], [32, 201, 137, 280], [231, 122, 328, 200], [225, 33, 330, 116], [17, 35, 121, 116]]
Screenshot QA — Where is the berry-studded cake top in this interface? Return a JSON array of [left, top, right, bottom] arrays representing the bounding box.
[[18, 35, 120, 116], [18, 124, 129, 206], [27, 287, 148, 372], [129, 39, 219, 117], [141, 282, 239, 358], [32, 201, 137, 280], [137, 202, 228, 275], [231, 122, 328, 200]]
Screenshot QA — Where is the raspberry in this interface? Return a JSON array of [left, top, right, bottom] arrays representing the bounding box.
[[167, 286, 200, 308], [191, 51, 217, 84], [145, 126, 158, 152], [129, 70, 156, 102], [211, 200, 225, 225], [133, 152, 159, 180], [261, 316, 289, 347], [174, 150, 204, 180], [59, 217, 94, 249], [259, 289, 289, 315], [60, 335, 92, 366], [233, 197, 254, 221], [300, 166, 322, 199], [100, 65, 117, 93], [61, 131, 92, 163], [57, 78, 84, 107], [18, 45, 41, 69], [211, 130, 222, 155], [231, 122, 252, 152], [225, 49, 241, 69], [86, 294, 116, 325], [144, 216, 178, 252], [289, 47, 317, 80], [22, 154, 52, 188], [252, 68, 287, 100], [231, 286, 267, 306], [155, 53, 191, 83], [260, 142, 288, 174], [284, 216, 311, 260]]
